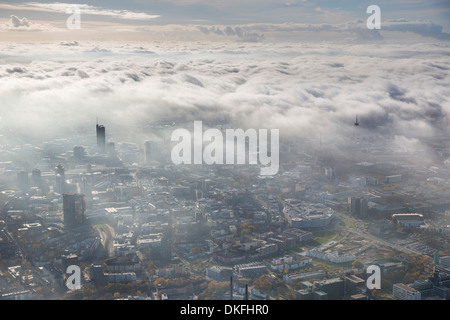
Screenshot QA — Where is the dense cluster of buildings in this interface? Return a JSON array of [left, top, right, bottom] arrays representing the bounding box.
[[283, 200, 335, 228], [392, 253, 450, 300], [0, 121, 449, 300]]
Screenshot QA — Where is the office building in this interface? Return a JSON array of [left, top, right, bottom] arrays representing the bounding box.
[[63, 193, 86, 227], [96, 121, 106, 152], [90, 264, 106, 285], [206, 266, 233, 281], [386, 175, 402, 184], [234, 263, 267, 279], [439, 256, 450, 270], [392, 214, 424, 228], [17, 171, 29, 191], [344, 274, 366, 295], [392, 283, 421, 300], [55, 164, 66, 194], [349, 197, 368, 217], [31, 168, 42, 188], [62, 254, 79, 272], [315, 278, 345, 299]]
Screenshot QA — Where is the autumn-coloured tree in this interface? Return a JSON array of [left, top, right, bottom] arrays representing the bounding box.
[[254, 275, 272, 291]]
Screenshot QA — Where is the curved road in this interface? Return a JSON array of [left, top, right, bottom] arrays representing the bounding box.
[[95, 224, 115, 258]]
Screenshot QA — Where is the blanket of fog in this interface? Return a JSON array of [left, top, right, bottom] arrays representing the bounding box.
[[0, 41, 449, 152]]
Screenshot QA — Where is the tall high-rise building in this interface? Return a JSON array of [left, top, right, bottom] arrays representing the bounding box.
[[349, 197, 368, 217], [96, 120, 106, 153], [360, 198, 368, 217], [17, 170, 29, 191], [56, 164, 65, 178], [144, 141, 152, 165], [31, 168, 42, 189], [55, 164, 66, 194], [349, 197, 359, 215], [63, 193, 86, 227]]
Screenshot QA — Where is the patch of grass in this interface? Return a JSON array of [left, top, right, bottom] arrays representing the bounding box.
[[312, 259, 351, 271], [344, 221, 356, 228], [313, 231, 338, 245]]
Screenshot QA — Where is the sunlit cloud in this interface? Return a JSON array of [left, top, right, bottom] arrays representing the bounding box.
[[0, 41, 448, 150], [0, 14, 59, 31], [19, 2, 161, 20]]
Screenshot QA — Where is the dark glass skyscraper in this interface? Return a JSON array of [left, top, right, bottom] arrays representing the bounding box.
[[63, 193, 86, 227], [96, 120, 106, 153], [55, 164, 65, 194]]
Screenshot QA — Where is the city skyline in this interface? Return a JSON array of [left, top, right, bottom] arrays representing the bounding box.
[[0, 0, 449, 303]]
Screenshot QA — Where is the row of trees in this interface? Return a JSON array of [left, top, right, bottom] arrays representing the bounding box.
[[153, 275, 204, 289], [62, 281, 154, 300]]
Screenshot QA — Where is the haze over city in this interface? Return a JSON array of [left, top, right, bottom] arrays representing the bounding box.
[[0, 0, 449, 303]]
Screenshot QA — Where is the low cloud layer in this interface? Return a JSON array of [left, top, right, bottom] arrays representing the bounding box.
[[0, 41, 448, 154]]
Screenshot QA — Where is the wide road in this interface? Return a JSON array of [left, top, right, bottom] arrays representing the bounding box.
[[336, 212, 424, 256], [95, 224, 115, 258]]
